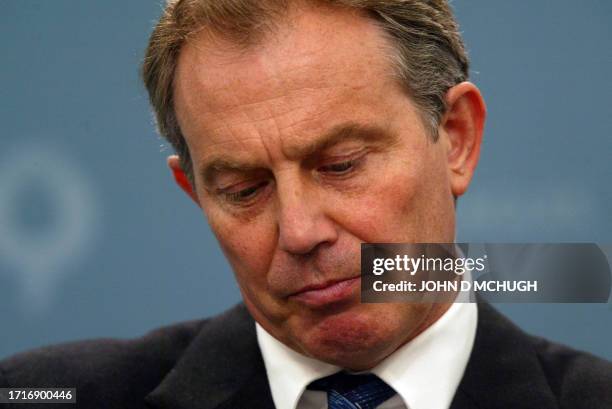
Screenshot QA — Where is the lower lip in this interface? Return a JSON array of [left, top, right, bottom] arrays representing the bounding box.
[[291, 277, 360, 307]]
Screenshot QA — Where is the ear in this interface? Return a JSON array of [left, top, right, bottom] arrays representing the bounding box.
[[440, 82, 486, 198], [167, 155, 200, 206]]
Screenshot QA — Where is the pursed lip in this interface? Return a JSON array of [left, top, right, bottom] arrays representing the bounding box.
[[289, 276, 361, 307]]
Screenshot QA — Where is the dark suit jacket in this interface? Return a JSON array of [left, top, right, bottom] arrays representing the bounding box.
[[1, 303, 611, 408]]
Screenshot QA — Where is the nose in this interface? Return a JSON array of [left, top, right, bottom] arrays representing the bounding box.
[[276, 179, 338, 255]]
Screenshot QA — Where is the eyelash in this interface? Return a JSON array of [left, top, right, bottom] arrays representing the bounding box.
[[318, 158, 360, 175], [223, 181, 269, 204], [219, 155, 366, 205]]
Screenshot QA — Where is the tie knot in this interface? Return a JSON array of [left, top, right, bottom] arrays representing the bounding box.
[[308, 372, 396, 409]]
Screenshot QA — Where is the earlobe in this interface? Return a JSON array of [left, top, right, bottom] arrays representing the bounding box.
[[441, 82, 486, 197], [167, 155, 200, 206]]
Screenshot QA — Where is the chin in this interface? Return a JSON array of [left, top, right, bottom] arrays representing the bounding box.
[[294, 303, 418, 370]]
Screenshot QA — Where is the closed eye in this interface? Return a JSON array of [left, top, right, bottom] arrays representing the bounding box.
[[318, 154, 366, 177], [320, 160, 354, 174], [222, 180, 270, 204]]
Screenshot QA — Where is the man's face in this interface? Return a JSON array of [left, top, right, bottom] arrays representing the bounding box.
[[172, 4, 473, 369]]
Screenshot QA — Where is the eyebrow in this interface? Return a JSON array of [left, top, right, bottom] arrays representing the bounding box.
[[287, 122, 397, 158], [200, 122, 397, 186]]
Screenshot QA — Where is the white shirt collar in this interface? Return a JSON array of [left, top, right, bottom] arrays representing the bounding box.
[[256, 301, 477, 409], [256, 322, 340, 409]]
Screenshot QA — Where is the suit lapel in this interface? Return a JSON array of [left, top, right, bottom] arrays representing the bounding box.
[[145, 304, 275, 409], [450, 303, 559, 409]]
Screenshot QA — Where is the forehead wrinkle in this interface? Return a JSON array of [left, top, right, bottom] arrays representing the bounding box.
[[195, 121, 267, 163]]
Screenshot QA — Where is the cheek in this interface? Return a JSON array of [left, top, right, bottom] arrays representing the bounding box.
[[329, 152, 453, 242], [332, 171, 423, 241], [204, 207, 277, 288]]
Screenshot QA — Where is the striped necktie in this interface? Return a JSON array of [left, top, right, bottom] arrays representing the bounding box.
[[308, 371, 397, 409]]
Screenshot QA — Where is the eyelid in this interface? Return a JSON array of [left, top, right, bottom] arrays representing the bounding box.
[[322, 143, 367, 160], [319, 159, 355, 172], [321, 146, 367, 161], [319, 149, 368, 168], [218, 180, 270, 205], [317, 153, 368, 179], [211, 167, 271, 191], [216, 179, 261, 194]]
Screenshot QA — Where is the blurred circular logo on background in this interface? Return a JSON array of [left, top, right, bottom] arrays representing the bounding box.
[[0, 143, 99, 313]]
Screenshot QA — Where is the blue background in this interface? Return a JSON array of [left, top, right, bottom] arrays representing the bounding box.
[[1, 1, 611, 360]]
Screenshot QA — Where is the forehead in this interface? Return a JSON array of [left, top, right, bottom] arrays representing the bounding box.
[[173, 2, 409, 161]]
